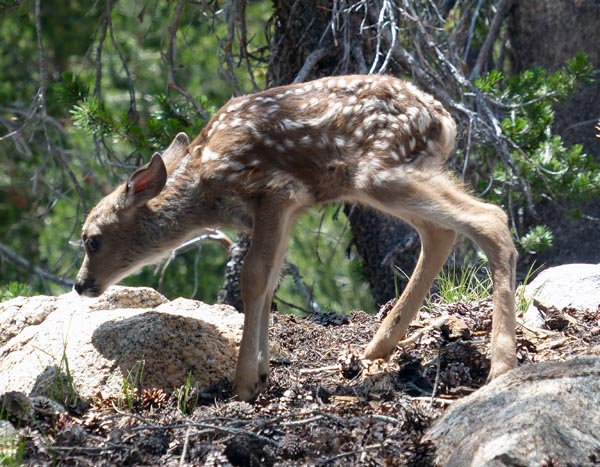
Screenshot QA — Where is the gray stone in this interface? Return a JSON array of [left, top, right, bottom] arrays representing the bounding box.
[[523, 263, 600, 327], [0, 287, 243, 400], [425, 356, 600, 467], [0, 420, 17, 446]]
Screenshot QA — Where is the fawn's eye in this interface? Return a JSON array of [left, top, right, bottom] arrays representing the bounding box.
[[84, 236, 101, 254]]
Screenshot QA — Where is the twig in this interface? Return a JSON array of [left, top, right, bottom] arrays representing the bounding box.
[[179, 424, 191, 467], [429, 345, 443, 408], [284, 262, 322, 313], [273, 295, 314, 314], [236, 0, 260, 92], [299, 364, 340, 375], [108, 19, 137, 120], [156, 230, 233, 292], [318, 443, 385, 465], [411, 395, 454, 405], [463, 0, 485, 63], [349, 413, 402, 425], [188, 421, 279, 446], [34, 0, 48, 148], [397, 316, 449, 347], [376, 0, 537, 218], [219, 0, 243, 95], [369, 0, 397, 74], [281, 415, 328, 427], [93, 0, 115, 100]]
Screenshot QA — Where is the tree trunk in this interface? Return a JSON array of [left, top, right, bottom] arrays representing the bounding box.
[[508, 0, 600, 266]]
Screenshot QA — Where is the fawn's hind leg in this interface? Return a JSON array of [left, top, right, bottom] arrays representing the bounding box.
[[364, 220, 456, 359], [363, 170, 517, 379]]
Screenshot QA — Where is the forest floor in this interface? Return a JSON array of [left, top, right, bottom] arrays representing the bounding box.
[[2, 298, 599, 466]]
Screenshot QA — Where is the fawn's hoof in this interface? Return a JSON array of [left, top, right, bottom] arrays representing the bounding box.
[[363, 340, 395, 361], [487, 360, 517, 382], [234, 381, 259, 402], [233, 373, 269, 402]]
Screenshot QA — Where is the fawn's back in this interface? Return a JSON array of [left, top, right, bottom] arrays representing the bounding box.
[[181, 75, 457, 204]]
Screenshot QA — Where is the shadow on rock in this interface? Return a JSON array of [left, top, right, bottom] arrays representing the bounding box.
[[91, 312, 238, 392]]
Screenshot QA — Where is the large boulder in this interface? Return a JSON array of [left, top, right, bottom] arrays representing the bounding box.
[[425, 357, 600, 467], [0, 287, 243, 400], [523, 263, 600, 327]]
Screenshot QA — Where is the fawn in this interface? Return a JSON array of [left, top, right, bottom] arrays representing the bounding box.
[[74, 75, 517, 401]]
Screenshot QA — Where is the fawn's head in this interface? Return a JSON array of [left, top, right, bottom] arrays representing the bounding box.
[[74, 134, 190, 297]]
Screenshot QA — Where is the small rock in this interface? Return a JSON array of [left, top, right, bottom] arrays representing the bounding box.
[[523, 263, 600, 327], [0, 420, 16, 440], [442, 315, 471, 340], [0, 391, 33, 424]]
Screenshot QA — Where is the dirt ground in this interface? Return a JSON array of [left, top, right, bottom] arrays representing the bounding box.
[[2, 299, 599, 466]]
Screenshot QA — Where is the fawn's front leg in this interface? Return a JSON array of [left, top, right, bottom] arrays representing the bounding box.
[[234, 201, 299, 401]]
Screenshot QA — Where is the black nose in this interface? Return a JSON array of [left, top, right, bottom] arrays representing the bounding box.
[[74, 281, 85, 295], [74, 279, 97, 296]]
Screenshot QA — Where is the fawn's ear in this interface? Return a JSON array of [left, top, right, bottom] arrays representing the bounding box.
[[124, 153, 167, 208], [161, 132, 190, 167]]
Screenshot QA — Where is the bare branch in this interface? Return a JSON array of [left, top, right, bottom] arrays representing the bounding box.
[[365, 0, 537, 217], [463, 0, 485, 63], [293, 48, 332, 84], [236, 0, 260, 92], [165, 0, 211, 120], [0, 242, 73, 288], [368, 0, 397, 74], [471, 0, 513, 79], [33, 0, 49, 155], [397, 316, 449, 347], [219, 0, 243, 95], [156, 230, 233, 295], [108, 19, 137, 120], [283, 262, 322, 313], [94, 0, 116, 100]]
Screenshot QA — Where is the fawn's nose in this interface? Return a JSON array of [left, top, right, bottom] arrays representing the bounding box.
[[73, 278, 98, 296], [73, 281, 85, 295]]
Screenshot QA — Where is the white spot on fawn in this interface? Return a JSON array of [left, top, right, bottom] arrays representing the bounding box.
[[373, 139, 391, 151], [207, 122, 219, 138], [300, 135, 312, 146], [281, 118, 304, 131], [335, 136, 349, 148], [202, 146, 220, 162], [227, 100, 246, 113]]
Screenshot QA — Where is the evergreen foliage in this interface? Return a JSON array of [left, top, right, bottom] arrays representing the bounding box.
[[470, 53, 598, 253]]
